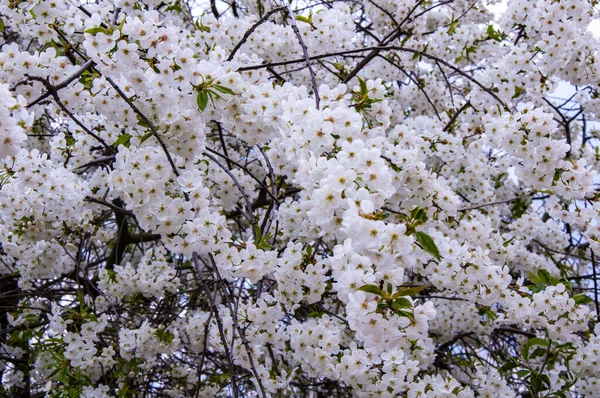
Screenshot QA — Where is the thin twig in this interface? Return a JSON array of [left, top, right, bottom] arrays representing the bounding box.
[[238, 45, 510, 111], [458, 193, 535, 212], [191, 253, 239, 398], [209, 254, 268, 398], [342, 0, 425, 83], [26, 59, 95, 108], [443, 100, 471, 132], [104, 76, 183, 182], [76, 155, 116, 170], [24, 75, 114, 154], [284, 3, 320, 109], [542, 97, 572, 157], [227, 6, 286, 61], [203, 151, 257, 225], [204, 147, 279, 203], [381, 55, 441, 121]]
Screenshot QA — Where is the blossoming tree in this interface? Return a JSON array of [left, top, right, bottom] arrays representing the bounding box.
[[1, 0, 600, 396]]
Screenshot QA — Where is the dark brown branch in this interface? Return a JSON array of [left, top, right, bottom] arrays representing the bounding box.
[[85, 196, 135, 217], [591, 251, 600, 322], [76, 156, 116, 170]]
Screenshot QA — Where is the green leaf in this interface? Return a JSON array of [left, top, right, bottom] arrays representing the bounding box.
[[539, 374, 551, 388], [395, 309, 414, 318], [257, 237, 274, 250], [83, 27, 109, 35], [392, 297, 412, 310], [358, 284, 383, 296], [0, 18, 4, 34], [197, 91, 209, 111], [574, 293, 593, 305], [526, 283, 545, 294], [295, 15, 311, 24], [333, 62, 345, 72], [530, 347, 548, 360], [447, 15, 460, 35], [510, 197, 530, 219], [523, 337, 548, 361], [139, 131, 154, 144], [512, 85, 525, 99], [486, 24, 503, 42], [154, 329, 175, 344], [528, 271, 542, 285], [478, 306, 499, 321], [538, 269, 554, 284], [117, 17, 126, 33], [414, 231, 441, 260], [392, 286, 427, 299], [113, 133, 132, 148], [498, 360, 519, 373], [410, 206, 428, 223], [516, 369, 530, 378], [24, 313, 38, 324], [357, 76, 368, 96], [212, 84, 235, 95]]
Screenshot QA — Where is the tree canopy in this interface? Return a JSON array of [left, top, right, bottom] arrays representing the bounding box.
[[1, 0, 600, 396]]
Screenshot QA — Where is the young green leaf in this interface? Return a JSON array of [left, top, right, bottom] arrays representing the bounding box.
[[516, 369, 530, 378], [486, 24, 503, 42], [573, 293, 593, 305], [415, 231, 441, 260], [197, 91, 209, 111], [391, 297, 412, 310], [139, 131, 154, 144], [83, 26, 110, 35], [523, 337, 548, 361], [386, 282, 393, 295], [113, 133, 132, 148], [498, 359, 520, 373], [294, 15, 311, 24], [357, 284, 383, 296], [392, 286, 427, 299], [357, 76, 368, 96], [212, 84, 236, 95]]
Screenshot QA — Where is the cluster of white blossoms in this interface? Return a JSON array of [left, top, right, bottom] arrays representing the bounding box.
[[98, 248, 179, 300], [0, 149, 90, 287], [0, 83, 29, 159], [2, 0, 600, 397]]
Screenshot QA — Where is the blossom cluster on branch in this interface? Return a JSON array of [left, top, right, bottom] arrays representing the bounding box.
[[1, 0, 600, 397]]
